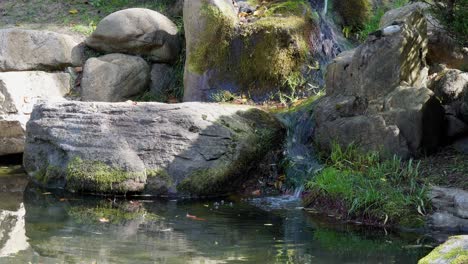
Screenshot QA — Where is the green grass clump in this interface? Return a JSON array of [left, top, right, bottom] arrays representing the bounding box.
[[305, 143, 429, 227]]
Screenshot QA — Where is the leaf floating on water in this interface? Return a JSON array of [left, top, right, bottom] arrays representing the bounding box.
[[203, 204, 209, 208], [264, 223, 273, 226], [99, 218, 110, 223], [69, 9, 79, 14], [42, 192, 52, 195], [59, 198, 67, 202], [186, 213, 206, 221]]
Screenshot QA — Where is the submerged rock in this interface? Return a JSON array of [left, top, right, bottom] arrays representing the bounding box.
[[418, 235, 468, 264], [81, 53, 150, 102], [0, 29, 81, 71], [314, 9, 444, 158], [23, 101, 284, 196], [0, 72, 70, 156], [85, 8, 181, 63]]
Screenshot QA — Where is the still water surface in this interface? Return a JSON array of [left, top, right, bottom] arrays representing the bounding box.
[[0, 166, 434, 263]]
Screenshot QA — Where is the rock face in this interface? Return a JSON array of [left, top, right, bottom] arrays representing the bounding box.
[[314, 10, 444, 157], [150, 63, 174, 97], [0, 29, 81, 71], [418, 235, 468, 264], [85, 8, 181, 63], [381, 2, 468, 70], [183, 0, 313, 101], [0, 72, 70, 156], [81, 54, 150, 102], [430, 69, 468, 104], [23, 101, 284, 196], [429, 187, 468, 231]]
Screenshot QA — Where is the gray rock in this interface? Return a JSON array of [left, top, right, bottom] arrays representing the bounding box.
[[0, 71, 70, 156], [0, 29, 81, 71], [315, 10, 444, 157], [418, 235, 468, 264], [381, 2, 468, 70], [446, 115, 468, 138], [81, 54, 150, 102], [23, 101, 284, 196], [85, 8, 181, 63], [150, 63, 174, 97], [453, 137, 468, 154], [429, 69, 468, 104], [429, 186, 468, 231]]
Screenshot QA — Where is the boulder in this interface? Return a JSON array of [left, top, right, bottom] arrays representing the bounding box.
[[418, 235, 468, 264], [381, 2, 468, 70], [429, 186, 468, 231], [23, 101, 284, 196], [0, 29, 81, 71], [0, 72, 70, 156], [429, 69, 468, 104], [81, 54, 150, 102], [150, 63, 174, 98], [314, 10, 444, 157], [183, 0, 313, 101], [85, 8, 181, 63]]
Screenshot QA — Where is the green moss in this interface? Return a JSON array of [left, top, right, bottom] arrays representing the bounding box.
[[177, 109, 284, 196], [419, 236, 468, 264], [333, 0, 371, 30], [145, 169, 173, 194], [188, 0, 313, 96], [66, 157, 144, 193], [187, 2, 236, 74]]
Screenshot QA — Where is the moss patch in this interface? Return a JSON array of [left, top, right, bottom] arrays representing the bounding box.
[[66, 157, 145, 194], [187, 0, 314, 97], [177, 109, 284, 196], [419, 236, 468, 264]]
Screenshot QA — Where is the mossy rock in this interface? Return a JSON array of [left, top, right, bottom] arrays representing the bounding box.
[[183, 0, 315, 101], [419, 236, 468, 264]]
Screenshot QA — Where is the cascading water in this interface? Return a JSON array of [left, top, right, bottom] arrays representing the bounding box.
[[272, 0, 351, 197]]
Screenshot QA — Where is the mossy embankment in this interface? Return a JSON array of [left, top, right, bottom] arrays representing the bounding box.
[[185, 0, 316, 100], [303, 143, 430, 228]]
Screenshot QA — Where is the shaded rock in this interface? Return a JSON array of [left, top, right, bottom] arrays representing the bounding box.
[[446, 115, 468, 139], [23, 101, 284, 196], [315, 10, 444, 157], [85, 8, 181, 63], [429, 69, 468, 104], [81, 54, 150, 102], [453, 137, 468, 154], [418, 235, 468, 264], [0, 72, 70, 156], [381, 2, 468, 70], [429, 186, 468, 231], [150, 63, 174, 97], [183, 0, 313, 102], [0, 29, 81, 71]]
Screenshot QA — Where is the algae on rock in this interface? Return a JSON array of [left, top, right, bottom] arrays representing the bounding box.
[[184, 0, 315, 101]]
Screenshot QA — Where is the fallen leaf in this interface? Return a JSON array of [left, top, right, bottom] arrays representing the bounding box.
[[238, 12, 249, 18], [42, 192, 52, 195], [99, 218, 110, 223], [264, 223, 273, 226], [252, 189, 261, 196], [186, 213, 206, 221], [69, 9, 79, 15], [59, 198, 67, 202]]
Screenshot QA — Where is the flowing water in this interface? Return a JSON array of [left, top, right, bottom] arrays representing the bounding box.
[[0, 166, 436, 264]]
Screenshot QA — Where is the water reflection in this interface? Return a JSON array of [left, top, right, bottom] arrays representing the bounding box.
[[0, 167, 433, 263]]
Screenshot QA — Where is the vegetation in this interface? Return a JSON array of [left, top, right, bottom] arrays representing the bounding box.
[[427, 0, 468, 45], [304, 143, 429, 227], [187, 0, 313, 100], [66, 157, 145, 193]]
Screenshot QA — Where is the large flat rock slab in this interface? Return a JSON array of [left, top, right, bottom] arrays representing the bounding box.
[[23, 101, 284, 196]]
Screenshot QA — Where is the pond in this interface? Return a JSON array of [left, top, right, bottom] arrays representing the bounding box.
[[0, 165, 434, 264]]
